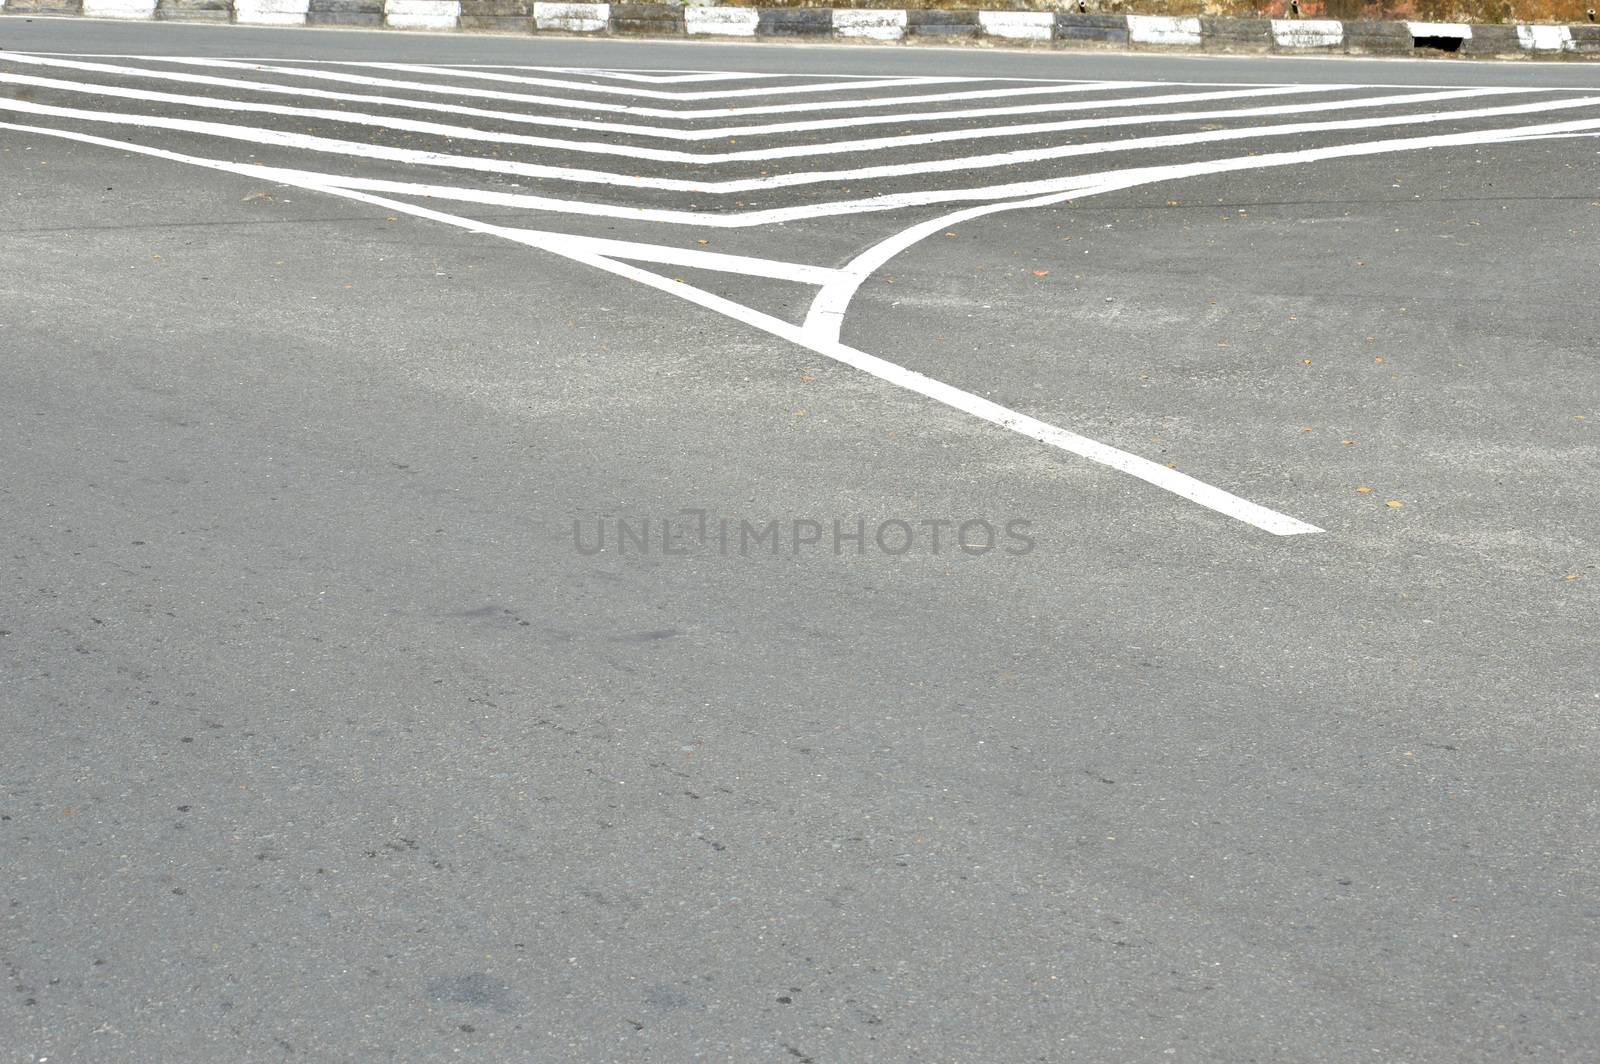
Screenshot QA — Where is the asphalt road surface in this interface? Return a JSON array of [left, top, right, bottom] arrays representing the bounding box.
[[2, 18, 1598, 1064]]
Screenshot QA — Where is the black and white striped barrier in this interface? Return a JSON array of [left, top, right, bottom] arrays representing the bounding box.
[[4, 0, 1599, 58]]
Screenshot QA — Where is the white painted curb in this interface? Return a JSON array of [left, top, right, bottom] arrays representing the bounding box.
[[833, 8, 906, 41], [82, 0, 157, 18], [385, 0, 460, 29], [1407, 20, 1472, 38], [685, 5, 757, 35], [234, 0, 309, 25], [534, 1, 608, 32], [1127, 14, 1201, 45], [977, 10, 1052, 41], [1271, 18, 1343, 48], [1516, 23, 1572, 49]]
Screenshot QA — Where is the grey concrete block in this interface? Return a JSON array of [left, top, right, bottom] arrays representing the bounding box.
[[907, 8, 979, 36], [611, 2, 682, 33], [1054, 13, 1129, 44], [756, 7, 832, 36], [1200, 16, 1270, 47], [1462, 23, 1519, 54], [1343, 19, 1412, 52], [155, 0, 230, 19]]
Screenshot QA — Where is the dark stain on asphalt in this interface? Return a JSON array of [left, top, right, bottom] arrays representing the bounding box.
[[424, 973, 518, 1014], [613, 629, 680, 643]]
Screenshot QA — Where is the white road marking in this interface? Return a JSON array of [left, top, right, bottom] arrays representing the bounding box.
[[0, 70, 1523, 168], [11, 60, 1596, 534], [9, 92, 1597, 199], [1, 56, 1313, 142], [341, 62, 962, 100], [88, 55, 1171, 120]]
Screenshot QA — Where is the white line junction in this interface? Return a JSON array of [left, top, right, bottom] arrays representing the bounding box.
[[7, 55, 1596, 535]]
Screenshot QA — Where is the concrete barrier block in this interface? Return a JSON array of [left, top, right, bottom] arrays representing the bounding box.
[[385, 0, 458, 26], [1127, 14, 1201, 45], [3, 0, 85, 12], [235, 0, 310, 25], [1271, 17, 1342, 48], [833, 7, 905, 41], [610, 2, 679, 33], [1515, 23, 1572, 50], [907, 8, 978, 37], [1054, 13, 1128, 44], [757, 7, 832, 37], [82, 0, 155, 18], [1565, 23, 1600, 52], [977, 10, 1053, 41], [534, 1, 607, 31], [155, 0, 232, 21], [1464, 22, 1519, 53], [1201, 16, 1270, 47], [1343, 20, 1412, 52], [685, 4, 755, 33]]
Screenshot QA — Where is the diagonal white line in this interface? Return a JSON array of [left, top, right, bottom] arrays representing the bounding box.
[[287, 186, 1329, 537], [0, 114, 1317, 535], [7, 93, 1598, 199], [9, 111, 1596, 533], [0, 55, 1334, 142], [12, 111, 1600, 230], [4, 71, 1530, 169], [530, 233, 844, 285], [87, 55, 1168, 120], [321, 64, 983, 101]]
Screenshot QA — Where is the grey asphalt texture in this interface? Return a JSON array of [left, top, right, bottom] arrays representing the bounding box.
[[2, 19, 1598, 1064]]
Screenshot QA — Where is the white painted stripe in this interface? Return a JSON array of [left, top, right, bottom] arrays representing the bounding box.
[[6, 113, 1329, 533], [1516, 24, 1571, 50], [19, 111, 1600, 530], [532, 234, 844, 285], [233, 0, 309, 25], [833, 9, 907, 41], [710, 87, 1522, 163], [10, 108, 1600, 228], [10, 73, 1519, 169], [1128, 15, 1202, 45], [0, 54, 1169, 142], [303, 186, 1324, 537], [110, 55, 1165, 120], [385, 0, 460, 30], [14, 97, 1600, 233], [346, 63, 960, 100], [977, 11, 1054, 41], [19, 92, 1586, 197], [81, 0, 157, 19], [533, 1, 608, 32], [685, 7, 759, 36], [1406, 20, 1471, 38], [1272, 18, 1343, 48]]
